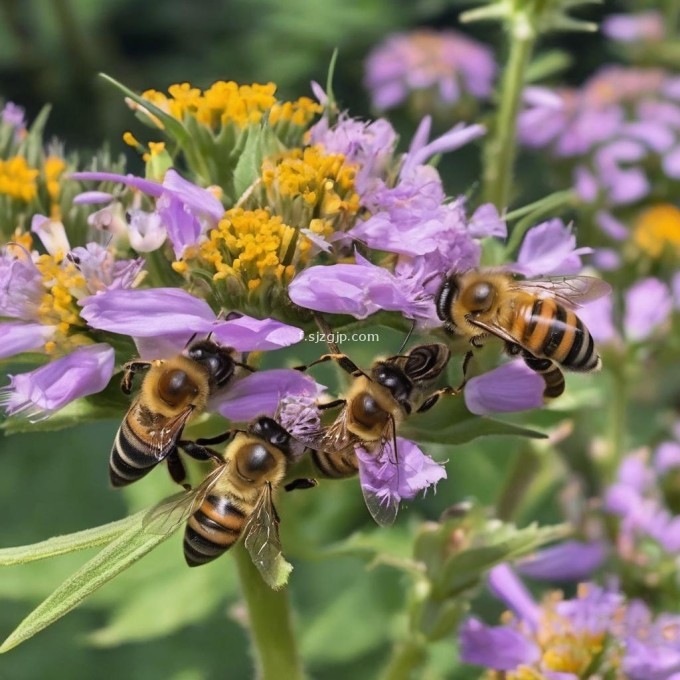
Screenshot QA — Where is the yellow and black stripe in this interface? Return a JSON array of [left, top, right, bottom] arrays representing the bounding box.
[[110, 418, 159, 487], [310, 448, 359, 479], [183, 494, 245, 567], [515, 298, 599, 372], [522, 352, 566, 399]]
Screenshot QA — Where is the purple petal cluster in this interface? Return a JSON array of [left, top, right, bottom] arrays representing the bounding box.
[[519, 66, 680, 239], [364, 29, 496, 111], [461, 565, 680, 679]]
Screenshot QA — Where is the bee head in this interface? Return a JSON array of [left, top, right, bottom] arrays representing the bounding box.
[[371, 363, 412, 412], [249, 417, 292, 455], [185, 339, 236, 388]]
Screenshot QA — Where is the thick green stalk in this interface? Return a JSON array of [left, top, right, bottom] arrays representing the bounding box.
[[379, 636, 427, 680], [233, 544, 305, 680], [483, 18, 536, 209], [495, 446, 542, 521]]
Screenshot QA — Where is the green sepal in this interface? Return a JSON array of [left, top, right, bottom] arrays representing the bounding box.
[[0, 512, 144, 566], [98, 74, 192, 149], [0, 512, 176, 653]]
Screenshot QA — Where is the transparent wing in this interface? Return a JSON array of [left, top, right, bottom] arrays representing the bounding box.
[[138, 404, 195, 461], [295, 408, 357, 454], [143, 465, 225, 536], [357, 421, 400, 528], [243, 483, 286, 588], [508, 276, 611, 310]]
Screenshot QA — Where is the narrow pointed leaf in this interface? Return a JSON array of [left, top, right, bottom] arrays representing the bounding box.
[[0, 514, 176, 653], [0, 512, 144, 566]]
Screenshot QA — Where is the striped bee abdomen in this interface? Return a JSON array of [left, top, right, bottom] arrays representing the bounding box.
[[183, 495, 245, 567], [110, 419, 160, 488], [522, 352, 566, 400], [311, 448, 359, 479], [514, 298, 600, 372]]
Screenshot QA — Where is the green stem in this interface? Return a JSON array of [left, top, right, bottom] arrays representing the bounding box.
[[483, 18, 536, 209], [503, 189, 575, 257], [233, 543, 305, 680], [379, 636, 427, 680], [495, 446, 542, 521], [605, 361, 628, 482]]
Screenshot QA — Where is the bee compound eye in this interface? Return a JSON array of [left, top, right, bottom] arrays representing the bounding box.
[[157, 369, 197, 406], [351, 393, 389, 429], [238, 443, 276, 479]]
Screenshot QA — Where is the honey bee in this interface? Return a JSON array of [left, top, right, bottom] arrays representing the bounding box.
[[298, 338, 451, 526], [435, 270, 611, 399], [145, 416, 311, 586], [110, 337, 252, 488]]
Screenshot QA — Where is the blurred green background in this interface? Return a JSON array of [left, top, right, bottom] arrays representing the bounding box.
[[0, 1, 614, 678]]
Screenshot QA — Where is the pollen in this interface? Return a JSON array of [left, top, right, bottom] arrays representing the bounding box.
[[262, 145, 360, 232], [141, 81, 320, 133], [633, 203, 680, 258], [11, 228, 33, 251], [181, 207, 301, 293], [0, 156, 39, 202], [34, 253, 88, 349]]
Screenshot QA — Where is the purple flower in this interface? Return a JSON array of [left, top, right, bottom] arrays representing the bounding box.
[[126, 209, 167, 252], [464, 361, 545, 416], [576, 295, 617, 344], [460, 568, 680, 679], [68, 243, 144, 293], [72, 169, 224, 258], [364, 29, 496, 111], [80, 287, 304, 356], [468, 203, 507, 239], [517, 540, 608, 582], [73, 191, 115, 205], [0, 344, 115, 421], [514, 219, 591, 277], [288, 252, 437, 325], [602, 12, 665, 43], [356, 437, 446, 521], [1, 101, 26, 130], [0, 322, 57, 359], [213, 369, 322, 423], [624, 277, 672, 341], [0, 246, 45, 321], [31, 215, 70, 257]]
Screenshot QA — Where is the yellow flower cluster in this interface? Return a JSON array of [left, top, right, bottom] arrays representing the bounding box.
[[34, 252, 88, 352], [141, 81, 321, 131], [43, 156, 66, 218], [180, 207, 299, 292], [0, 156, 39, 202], [262, 145, 359, 237]]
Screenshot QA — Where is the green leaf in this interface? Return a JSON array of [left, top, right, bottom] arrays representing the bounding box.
[[402, 416, 546, 445], [0, 513, 176, 653], [98, 74, 191, 148], [2, 401, 122, 435], [232, 124, 286, 202], [433, 523, 567, 599], [0, 512, 144, 566]]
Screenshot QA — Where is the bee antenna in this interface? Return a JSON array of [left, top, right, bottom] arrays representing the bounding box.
[[397, 319, 416, 355], [184, 332, 198, 348]]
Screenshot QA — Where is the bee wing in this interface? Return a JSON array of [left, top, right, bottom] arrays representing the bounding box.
[[295, 408, 357, 454], [400, 343, 451, 383], [243, 483, 286, 588], [357, 421, 400, 528], [508, 276, 611, 310], [146, 405, 196, 461], [143, 465, 225, 536]]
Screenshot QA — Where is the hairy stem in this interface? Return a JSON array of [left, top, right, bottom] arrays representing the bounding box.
[[483, 18, 536, 210], [496, 446, 542, 521], [233, 544, 305, 680], [380, 636, 427, 680]]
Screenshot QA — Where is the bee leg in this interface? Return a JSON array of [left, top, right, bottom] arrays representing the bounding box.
[[449, 350, 475, 393], [195, 429, 243, 446], [417, 387, 458, 413], [166, 450, 188, 487], [295, 353, 367, 378], [120, 360, 152, 394], [178, 440, 224, 464], [318, 398, 347, 411], [234, 361, 256, 373], [284, 478, 318, 492]]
